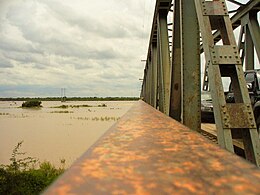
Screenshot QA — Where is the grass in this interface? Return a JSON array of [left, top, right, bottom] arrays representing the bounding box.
[[73, 116, 120, 121], [50, 111, 73, 114], [0, 141, 65, 194], [51, 104, 107, 109], [0, 113, 9, 115]]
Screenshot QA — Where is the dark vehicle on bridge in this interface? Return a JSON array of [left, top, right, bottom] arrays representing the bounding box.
[[201, 91, 214, 122], [226, 69, 260, 135]]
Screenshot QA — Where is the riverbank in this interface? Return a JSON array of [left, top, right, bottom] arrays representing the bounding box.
[[0, 97, 139, 101]]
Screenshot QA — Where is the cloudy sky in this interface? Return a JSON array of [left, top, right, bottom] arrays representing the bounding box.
[[0, 0, 257, 97], [0, 0, 156, 97]]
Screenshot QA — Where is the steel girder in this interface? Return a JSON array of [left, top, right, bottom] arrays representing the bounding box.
[[141, 0, 260, 166], [141, 0, 201, 131], [195, 0, 260, 166]]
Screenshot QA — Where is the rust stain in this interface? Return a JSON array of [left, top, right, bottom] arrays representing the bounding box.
[[43, 101, 260, 195]]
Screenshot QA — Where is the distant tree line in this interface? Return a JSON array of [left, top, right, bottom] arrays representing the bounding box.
[[0, 97, 140, 101]]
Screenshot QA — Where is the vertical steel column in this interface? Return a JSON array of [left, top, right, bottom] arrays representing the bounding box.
[[170, 0, 182, 121], [247, 11, 260, 62], [151, 44, 158, 108], [157, 27, 164, 112], [146, 58, 152, 105], [244, 25, 254, 70], [157, 10, 171, 115], [148, 58, 153, 105], [241, 12, 255, 70], [143, 68, 147, 102], [181, 0, 201, 131]]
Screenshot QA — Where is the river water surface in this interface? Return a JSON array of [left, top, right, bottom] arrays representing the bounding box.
[[0, 101, 135, 167]]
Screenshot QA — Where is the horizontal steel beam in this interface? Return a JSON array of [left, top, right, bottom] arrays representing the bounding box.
[[44, 101, 260, 194]]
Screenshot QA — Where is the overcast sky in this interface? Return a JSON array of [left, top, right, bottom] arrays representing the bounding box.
[[0, 0, 156, 97], [0, 0, 257, 97]]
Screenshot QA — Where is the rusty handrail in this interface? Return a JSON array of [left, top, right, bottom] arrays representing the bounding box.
[[44, 101, 260, 194]]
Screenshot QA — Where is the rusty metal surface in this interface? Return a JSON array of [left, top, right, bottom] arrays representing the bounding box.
[[44, 101, 260, 195]]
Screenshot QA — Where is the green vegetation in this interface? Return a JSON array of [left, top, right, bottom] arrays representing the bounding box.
[[74, 116, 120, 121], [22, 100, 42, 108], [51, 103, 107, 109], [98, 103, 107, 107], [50, 111, 73, 113], [0, 141, 65, 194], [0, 113, 9, 115], [53, 105, 69, 109], [0, 97, 139, 101]]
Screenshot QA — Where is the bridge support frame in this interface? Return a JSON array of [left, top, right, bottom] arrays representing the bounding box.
[[194, 0, 260, 166]]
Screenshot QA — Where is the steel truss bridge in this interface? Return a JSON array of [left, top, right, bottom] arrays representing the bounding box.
[[44, 0, 260, 194]]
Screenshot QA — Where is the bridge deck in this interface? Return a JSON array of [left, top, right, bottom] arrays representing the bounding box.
[[44, 101, 260, 194]]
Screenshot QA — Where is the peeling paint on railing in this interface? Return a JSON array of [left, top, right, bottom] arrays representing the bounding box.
[[43, 101, 260, 194]]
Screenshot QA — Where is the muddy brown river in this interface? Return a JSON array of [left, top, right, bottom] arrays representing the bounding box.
[[0, 101, 135, 168]]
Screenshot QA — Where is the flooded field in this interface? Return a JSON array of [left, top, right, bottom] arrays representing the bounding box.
[[0, 101, 135, 168]]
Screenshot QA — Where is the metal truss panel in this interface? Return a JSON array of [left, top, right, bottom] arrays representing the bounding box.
[[202, 0, 228, 16], [200, 0, 260, 53], [195, 0, 260, 166], [210, 45, 241, 65], [221, 103, 256, 129]]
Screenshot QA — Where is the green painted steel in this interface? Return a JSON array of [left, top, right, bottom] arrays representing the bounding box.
[[244, 25, 254, 70], [151, 44, 158, 108], [194, 0, 260, 166], [170, 0, 182, 121], [140, 0, 260, 166], [182, 0, 200, 131], [157, 10, 171, 115], [247, 11, 260, 63]]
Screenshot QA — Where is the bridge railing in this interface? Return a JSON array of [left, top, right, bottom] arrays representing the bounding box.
[[43, 101, 260, 194]]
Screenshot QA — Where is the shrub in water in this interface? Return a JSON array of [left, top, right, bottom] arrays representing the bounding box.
[[22, 100, 42, 108]]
